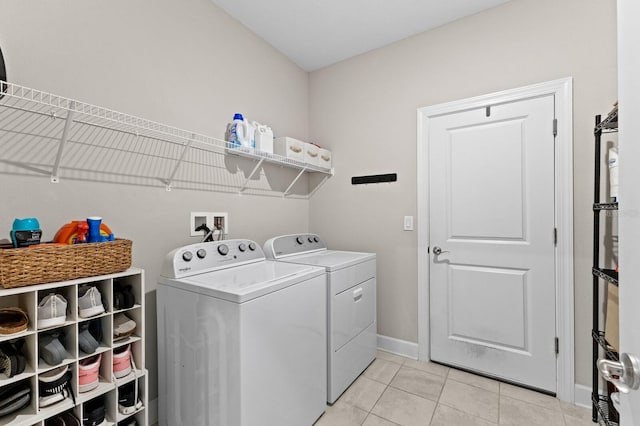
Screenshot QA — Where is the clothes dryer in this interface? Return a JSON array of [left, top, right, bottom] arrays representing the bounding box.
[[157, 239, 327, 426], [263, 234, 376, 403]]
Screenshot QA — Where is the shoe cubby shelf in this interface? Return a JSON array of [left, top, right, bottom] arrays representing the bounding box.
[[0, 268, 148, 426], [0, 81, 333, 199]]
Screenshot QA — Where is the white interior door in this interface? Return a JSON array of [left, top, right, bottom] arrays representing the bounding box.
[[613, 0, 640, 422], [429, 95, 557, 393]]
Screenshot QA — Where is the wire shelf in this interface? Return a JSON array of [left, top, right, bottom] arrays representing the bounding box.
[[594, 108, 618, 133], [592, 267, 619, 286], [592, 394, 619, 426], [592, 330, 619, 361], [593, 203, 618, 211], [0, 81, 333, 198]]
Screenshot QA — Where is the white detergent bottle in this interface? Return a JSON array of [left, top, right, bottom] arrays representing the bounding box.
[[252, 121, 274, 154], [227, 113, 250, 148]]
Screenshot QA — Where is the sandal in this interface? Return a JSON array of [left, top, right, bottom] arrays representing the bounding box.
[[0, 307, 28, 335]]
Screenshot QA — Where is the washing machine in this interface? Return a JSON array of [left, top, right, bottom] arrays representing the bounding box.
[[263, 234, 376, 403], [157, 239, 327, 426]]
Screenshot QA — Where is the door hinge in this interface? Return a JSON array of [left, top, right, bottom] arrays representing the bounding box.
[[555, 337, 559, 355], [554, 228, 557, 246], [553, 118, 558, 137]]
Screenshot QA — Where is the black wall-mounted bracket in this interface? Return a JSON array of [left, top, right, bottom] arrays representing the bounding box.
[[351, 173, 397, 185]]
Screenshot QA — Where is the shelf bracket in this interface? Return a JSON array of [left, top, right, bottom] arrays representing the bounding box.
[[283, 167, 307, 196], [239, 158, 265, 194], [307, 174, 331, 198], [164, 133, 196, 191], [51, 101, 75, 183]]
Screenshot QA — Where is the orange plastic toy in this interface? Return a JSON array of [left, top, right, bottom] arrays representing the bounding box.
[[53, 221, 113, 245]]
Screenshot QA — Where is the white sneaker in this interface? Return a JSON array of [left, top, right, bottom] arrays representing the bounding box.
[[37, 294, 67, 329], [38, 364, 73, 407], [78, 287, 105, 318]]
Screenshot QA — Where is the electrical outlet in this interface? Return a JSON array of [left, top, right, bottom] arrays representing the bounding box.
[[190, 212, 229, 237]]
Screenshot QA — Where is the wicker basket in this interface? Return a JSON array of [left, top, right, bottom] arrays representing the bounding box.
[[0, 239, 132, 288]]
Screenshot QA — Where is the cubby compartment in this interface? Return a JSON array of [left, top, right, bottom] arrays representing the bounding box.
[[37, 323, 76, 373], [36, 287, 75, 331], [0, 334, 37, 386], [77, 280, 110, 320], [0, 376, 37, 425], [78, 317, 110, 359], [113, 275, 142, 313], [0, 268, 147, 425], [116, 374, 146, 424]]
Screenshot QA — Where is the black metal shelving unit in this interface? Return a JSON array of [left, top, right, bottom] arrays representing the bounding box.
[[592, 107, 619, 425]]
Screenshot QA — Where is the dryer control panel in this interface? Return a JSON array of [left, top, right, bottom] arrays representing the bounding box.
[[263, 234, 327, 259], [161, 239, 264, 278]]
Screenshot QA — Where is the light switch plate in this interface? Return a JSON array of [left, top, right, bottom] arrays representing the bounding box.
[[404, 215, 414, 231]]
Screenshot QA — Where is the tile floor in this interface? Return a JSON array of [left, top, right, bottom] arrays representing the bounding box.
[[314, 351, 594, 426]]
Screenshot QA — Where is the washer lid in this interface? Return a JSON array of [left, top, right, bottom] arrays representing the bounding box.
[[159, 260, 324, 303], [278, 250, 375, 271]]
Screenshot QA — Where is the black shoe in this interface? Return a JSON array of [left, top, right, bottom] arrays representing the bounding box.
[[117, 381, 142, 415], [83, 396, 106, 426], [0, 339, 26, 378], [0, 380, 30, 417], [45, 410, 81, 426], [113, 283, 135, 310]]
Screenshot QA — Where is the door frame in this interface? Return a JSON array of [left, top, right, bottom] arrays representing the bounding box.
[[416, 77, 574, 402]]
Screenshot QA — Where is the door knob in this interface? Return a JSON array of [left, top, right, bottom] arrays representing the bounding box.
[[598, 353, 640, 393], [432, 246, 449, 255]]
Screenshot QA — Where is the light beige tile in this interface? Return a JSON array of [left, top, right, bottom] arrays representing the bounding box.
[[560, 401, 592, 421], [447, 369, 499, 393], [564, 413, 596, 426], [499, 383, 561, 412], [430, 404, 497, 426], [439, 379, 499, 423], [364, 358, 402, 384], [389, 367, 445, 401], [371, 387, 436, 426], [402, 359, 449, 378], [314, 400, 368, 426], [377, 350, 408, 365], [341, 375, 387, 411], [362, 414, 399, 426], [499, 395, 565, 426]]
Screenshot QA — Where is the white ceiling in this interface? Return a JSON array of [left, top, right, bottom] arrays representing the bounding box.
[[210, 0, 512, 71]]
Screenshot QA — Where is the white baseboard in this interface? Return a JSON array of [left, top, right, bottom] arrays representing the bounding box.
[[574, 384, 593, 408], [377, 334, 419, 360], [149, 397, 158, 425]]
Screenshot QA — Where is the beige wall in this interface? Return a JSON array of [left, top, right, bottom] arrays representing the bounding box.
[[0, 0, 310, 415], [0, 0, 618, 411], [309, 0, 617, 388]]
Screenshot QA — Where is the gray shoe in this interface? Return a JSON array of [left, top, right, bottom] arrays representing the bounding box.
[[37, 293, 67, 329], [78, 322, 99, 354], [39, 332, 67, 366], [78, 286, 105, 318]]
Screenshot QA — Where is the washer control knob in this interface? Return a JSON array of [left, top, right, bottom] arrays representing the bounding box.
[[313, 236, 319, 243], [248, 242, 257, 251], [182, 251, 193, 262], [296, 236, 304, 245], [308, 237, 313, 243], [217, 244, 229, 256], [238, 243, 247, 252], [196, 249, 207, 259]]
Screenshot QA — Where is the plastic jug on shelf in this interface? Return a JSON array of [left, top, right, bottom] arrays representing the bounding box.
[[252, 121, 274, 154], [226, 113, 252, 149]]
